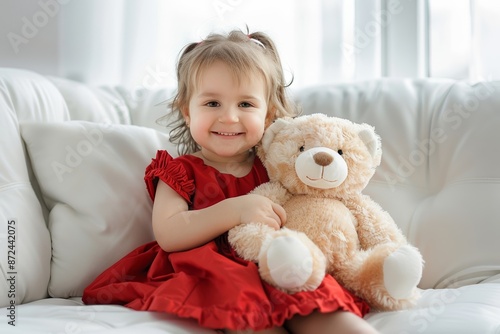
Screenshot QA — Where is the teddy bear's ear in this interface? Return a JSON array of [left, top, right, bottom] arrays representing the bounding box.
[[358, 124, 382, 162], [261, 118, 290, 152]]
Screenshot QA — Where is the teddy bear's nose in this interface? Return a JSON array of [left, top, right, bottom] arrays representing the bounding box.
[[313, 152, 333, 166]]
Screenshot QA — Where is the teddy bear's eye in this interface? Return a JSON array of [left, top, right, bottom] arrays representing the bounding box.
[[299, 146, 305, 152], [338, 149, 343, 155]]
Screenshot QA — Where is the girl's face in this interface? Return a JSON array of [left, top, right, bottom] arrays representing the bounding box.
[[185, 61, 269, 163]]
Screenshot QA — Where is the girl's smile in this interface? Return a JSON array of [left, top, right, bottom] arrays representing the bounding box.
[[212, 131, 244, 136]]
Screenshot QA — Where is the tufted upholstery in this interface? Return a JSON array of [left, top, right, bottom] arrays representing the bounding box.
[[1, 67, 500, 333]]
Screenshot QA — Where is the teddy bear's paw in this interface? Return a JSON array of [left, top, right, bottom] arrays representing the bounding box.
[[228, 223, 276, 262], [381, 287, 422, 311], [383, 245, 424, 299], [259, 233, 326, 292]]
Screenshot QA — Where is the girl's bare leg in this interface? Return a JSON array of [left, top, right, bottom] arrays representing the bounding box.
[[224, 327, 289, 334], [286, 310, 379, 334]]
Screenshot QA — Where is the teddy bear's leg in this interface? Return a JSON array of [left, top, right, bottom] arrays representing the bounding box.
[[348, 243, 423, 310], [258, 228, 327, 293]]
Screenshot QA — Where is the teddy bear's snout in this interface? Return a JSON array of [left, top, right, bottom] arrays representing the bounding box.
[[296, 146, 348, 189], [313, 152, 333, 166]]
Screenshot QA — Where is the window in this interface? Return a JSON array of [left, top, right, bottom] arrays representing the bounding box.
[[8, 0, 495, 88], [147, 0, 498, 90]]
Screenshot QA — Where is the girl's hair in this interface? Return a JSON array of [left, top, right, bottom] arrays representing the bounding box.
[[163, 29, 299, 155]]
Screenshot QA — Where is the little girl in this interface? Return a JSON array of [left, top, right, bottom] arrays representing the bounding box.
[[83, 29, 379, 334]]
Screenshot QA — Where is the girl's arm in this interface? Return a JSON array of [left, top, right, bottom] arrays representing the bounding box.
[[152, 180, 286, 252]]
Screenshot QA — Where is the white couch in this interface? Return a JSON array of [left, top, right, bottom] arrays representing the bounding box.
[[1, 67, 500, 333]]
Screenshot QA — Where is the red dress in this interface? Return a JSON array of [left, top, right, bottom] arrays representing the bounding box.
[[82, 150, 369, 331]]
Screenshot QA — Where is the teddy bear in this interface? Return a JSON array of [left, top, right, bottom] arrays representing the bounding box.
[[227, 113, 424, 311]]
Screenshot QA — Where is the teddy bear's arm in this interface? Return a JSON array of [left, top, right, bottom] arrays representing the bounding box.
[[250, 181, 292, 206], [347, 194, 407, 249]]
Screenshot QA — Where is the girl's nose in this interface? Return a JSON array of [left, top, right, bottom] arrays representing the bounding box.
[[219, 106, 239, 123]]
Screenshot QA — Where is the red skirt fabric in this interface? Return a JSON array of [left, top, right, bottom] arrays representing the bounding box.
[[83, 239, 369, 331]]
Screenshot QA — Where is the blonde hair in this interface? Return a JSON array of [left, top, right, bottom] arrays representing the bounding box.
[[163, 29, 298, 155]]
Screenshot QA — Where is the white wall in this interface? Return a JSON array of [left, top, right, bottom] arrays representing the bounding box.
[[0, 0, 158, 86], [3, 0, 496, 87], [0, 0, 63, 76]]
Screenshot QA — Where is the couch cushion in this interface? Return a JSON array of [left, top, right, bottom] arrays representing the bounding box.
[[47, 76, 132, 124], [47, 76, 175, 132], [0, 68, 69, 307], [0, 297, 216, 334], [0, 129, 51, 307], [366, 283, 500, 333], [20, 121, 177, 297]]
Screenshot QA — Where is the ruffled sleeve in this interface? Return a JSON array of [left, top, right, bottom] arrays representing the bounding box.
[[144, 150, 195, 203]]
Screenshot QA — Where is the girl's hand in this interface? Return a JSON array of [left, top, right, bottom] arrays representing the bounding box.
[[236, 194, 286, 230]]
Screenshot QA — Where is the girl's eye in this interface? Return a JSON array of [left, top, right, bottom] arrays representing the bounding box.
[[206, 101, 220, 107], [239, 102, 253, 108]]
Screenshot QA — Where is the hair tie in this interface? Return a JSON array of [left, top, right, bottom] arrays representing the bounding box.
[[249, 37, 265, 49]]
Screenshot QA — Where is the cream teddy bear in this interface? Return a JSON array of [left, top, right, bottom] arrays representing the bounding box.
[[228, 113, 424, 311]]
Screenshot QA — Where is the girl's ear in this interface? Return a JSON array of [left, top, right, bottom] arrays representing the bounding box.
[[181, 107, 190, 125], [264, 107, 276, 128]]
